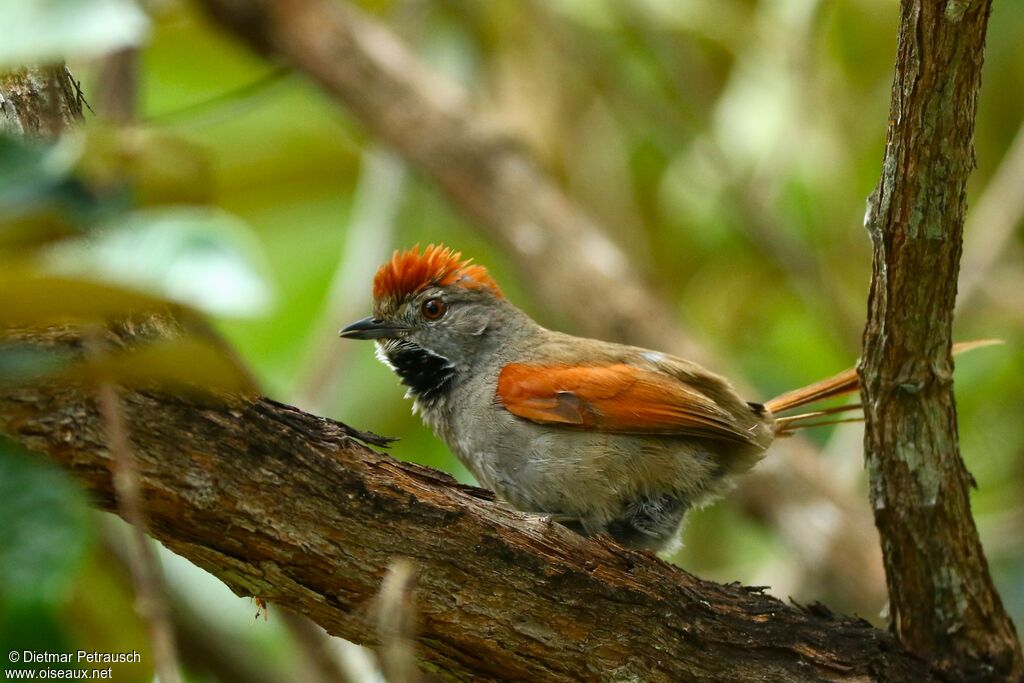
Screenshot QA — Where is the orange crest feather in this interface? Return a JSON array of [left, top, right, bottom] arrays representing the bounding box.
[[372, 244, 502, 301]]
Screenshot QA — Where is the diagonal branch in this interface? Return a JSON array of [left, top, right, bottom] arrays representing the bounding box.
[[198, 0, 701, 363], [1, 315, 934, 682], [860, 1, 1022, 681]]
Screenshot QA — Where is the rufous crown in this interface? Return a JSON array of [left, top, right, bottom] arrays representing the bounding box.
[[372, 244, 503, 301]]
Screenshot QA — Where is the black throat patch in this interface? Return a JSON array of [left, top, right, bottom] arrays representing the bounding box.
[[377, 340, 456, 402]]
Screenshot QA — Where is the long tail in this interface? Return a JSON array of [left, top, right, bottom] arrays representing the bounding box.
[[767, 340, 1000, 435]]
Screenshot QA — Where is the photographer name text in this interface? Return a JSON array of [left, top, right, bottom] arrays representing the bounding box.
[[9, 651, 140, 665]]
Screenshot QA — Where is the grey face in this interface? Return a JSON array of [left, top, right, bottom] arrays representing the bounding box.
[[340, 286, 506, 401], [384, 288, 500, 357]]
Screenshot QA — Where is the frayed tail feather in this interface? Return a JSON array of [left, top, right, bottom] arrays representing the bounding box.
[[766, 340, 1001, 434]]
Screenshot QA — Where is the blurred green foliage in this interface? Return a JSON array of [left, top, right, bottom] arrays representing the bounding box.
[[0, 440, 90, 671], [2, 0, 1023, 677], [0, 441, 89, 610], [0, 0, 148, 68]]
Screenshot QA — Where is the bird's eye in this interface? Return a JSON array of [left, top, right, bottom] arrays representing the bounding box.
[[421, 298, 447, 320]]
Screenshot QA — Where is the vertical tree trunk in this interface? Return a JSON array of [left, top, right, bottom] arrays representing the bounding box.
[[860, 1, 1023, 681]]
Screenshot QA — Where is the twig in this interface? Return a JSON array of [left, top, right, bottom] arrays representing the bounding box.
[[281, 610, 359, 683], [774, 403, 863, 424], [959, 118, 1024, 308], [91, 346, 183, 683], [102, 525, 287, 683], [776, 416, 863, 433], [292, 147, 406, 413], [94, 47, 138, 124], [144, 67, 291, 127], [375, 560, 419, 683]]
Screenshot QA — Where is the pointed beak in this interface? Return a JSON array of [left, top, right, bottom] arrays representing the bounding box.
[[338, 317, 408, 340]]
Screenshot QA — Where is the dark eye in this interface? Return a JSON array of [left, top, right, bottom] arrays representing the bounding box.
[[421, 298, 447, 320]]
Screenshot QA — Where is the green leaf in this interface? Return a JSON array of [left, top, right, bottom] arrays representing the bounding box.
[[76, 127, 214, 207], [0, 135, 119, 249], [0, 271, 172, 325], [0, 127, 217, 251], [0, 439, 91, 608], [45, 207, 274, 317], [0, 327, 257, 394], [0, 0, 148, 67], [66, 334, 259, 394], [0, 270, 257, 393]]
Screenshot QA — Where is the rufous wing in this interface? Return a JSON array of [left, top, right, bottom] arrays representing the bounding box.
[[497, 363, 758, 444]]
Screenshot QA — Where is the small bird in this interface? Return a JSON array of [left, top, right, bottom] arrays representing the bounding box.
[[339, 245, 891, 551]]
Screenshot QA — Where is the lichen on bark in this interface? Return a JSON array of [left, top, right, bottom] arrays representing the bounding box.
[[0, 66, 83, 136], [859, 1, 1023, 680]]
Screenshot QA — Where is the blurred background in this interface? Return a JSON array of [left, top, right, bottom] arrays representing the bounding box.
[[2, 0, 1022, 680]]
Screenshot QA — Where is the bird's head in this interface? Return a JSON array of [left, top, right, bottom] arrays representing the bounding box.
[[340, 244, 514, 400]]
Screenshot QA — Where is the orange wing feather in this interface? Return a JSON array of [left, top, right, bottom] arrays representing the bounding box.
[[497, 363, 758, 444]]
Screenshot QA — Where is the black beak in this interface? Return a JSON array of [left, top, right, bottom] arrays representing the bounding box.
[[338, 317, 408, 340]]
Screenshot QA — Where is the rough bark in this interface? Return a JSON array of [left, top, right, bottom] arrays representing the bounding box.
[[0, 66, 83, 136], [859, 1, 1023, 681], [0, 315, 936, 683]]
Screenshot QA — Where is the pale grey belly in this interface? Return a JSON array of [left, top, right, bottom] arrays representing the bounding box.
[[439, 406, 726, 522], [420, 383, 750, 550]]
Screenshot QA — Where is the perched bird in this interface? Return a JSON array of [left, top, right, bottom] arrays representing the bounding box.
[[339, 245, 891, 550]]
